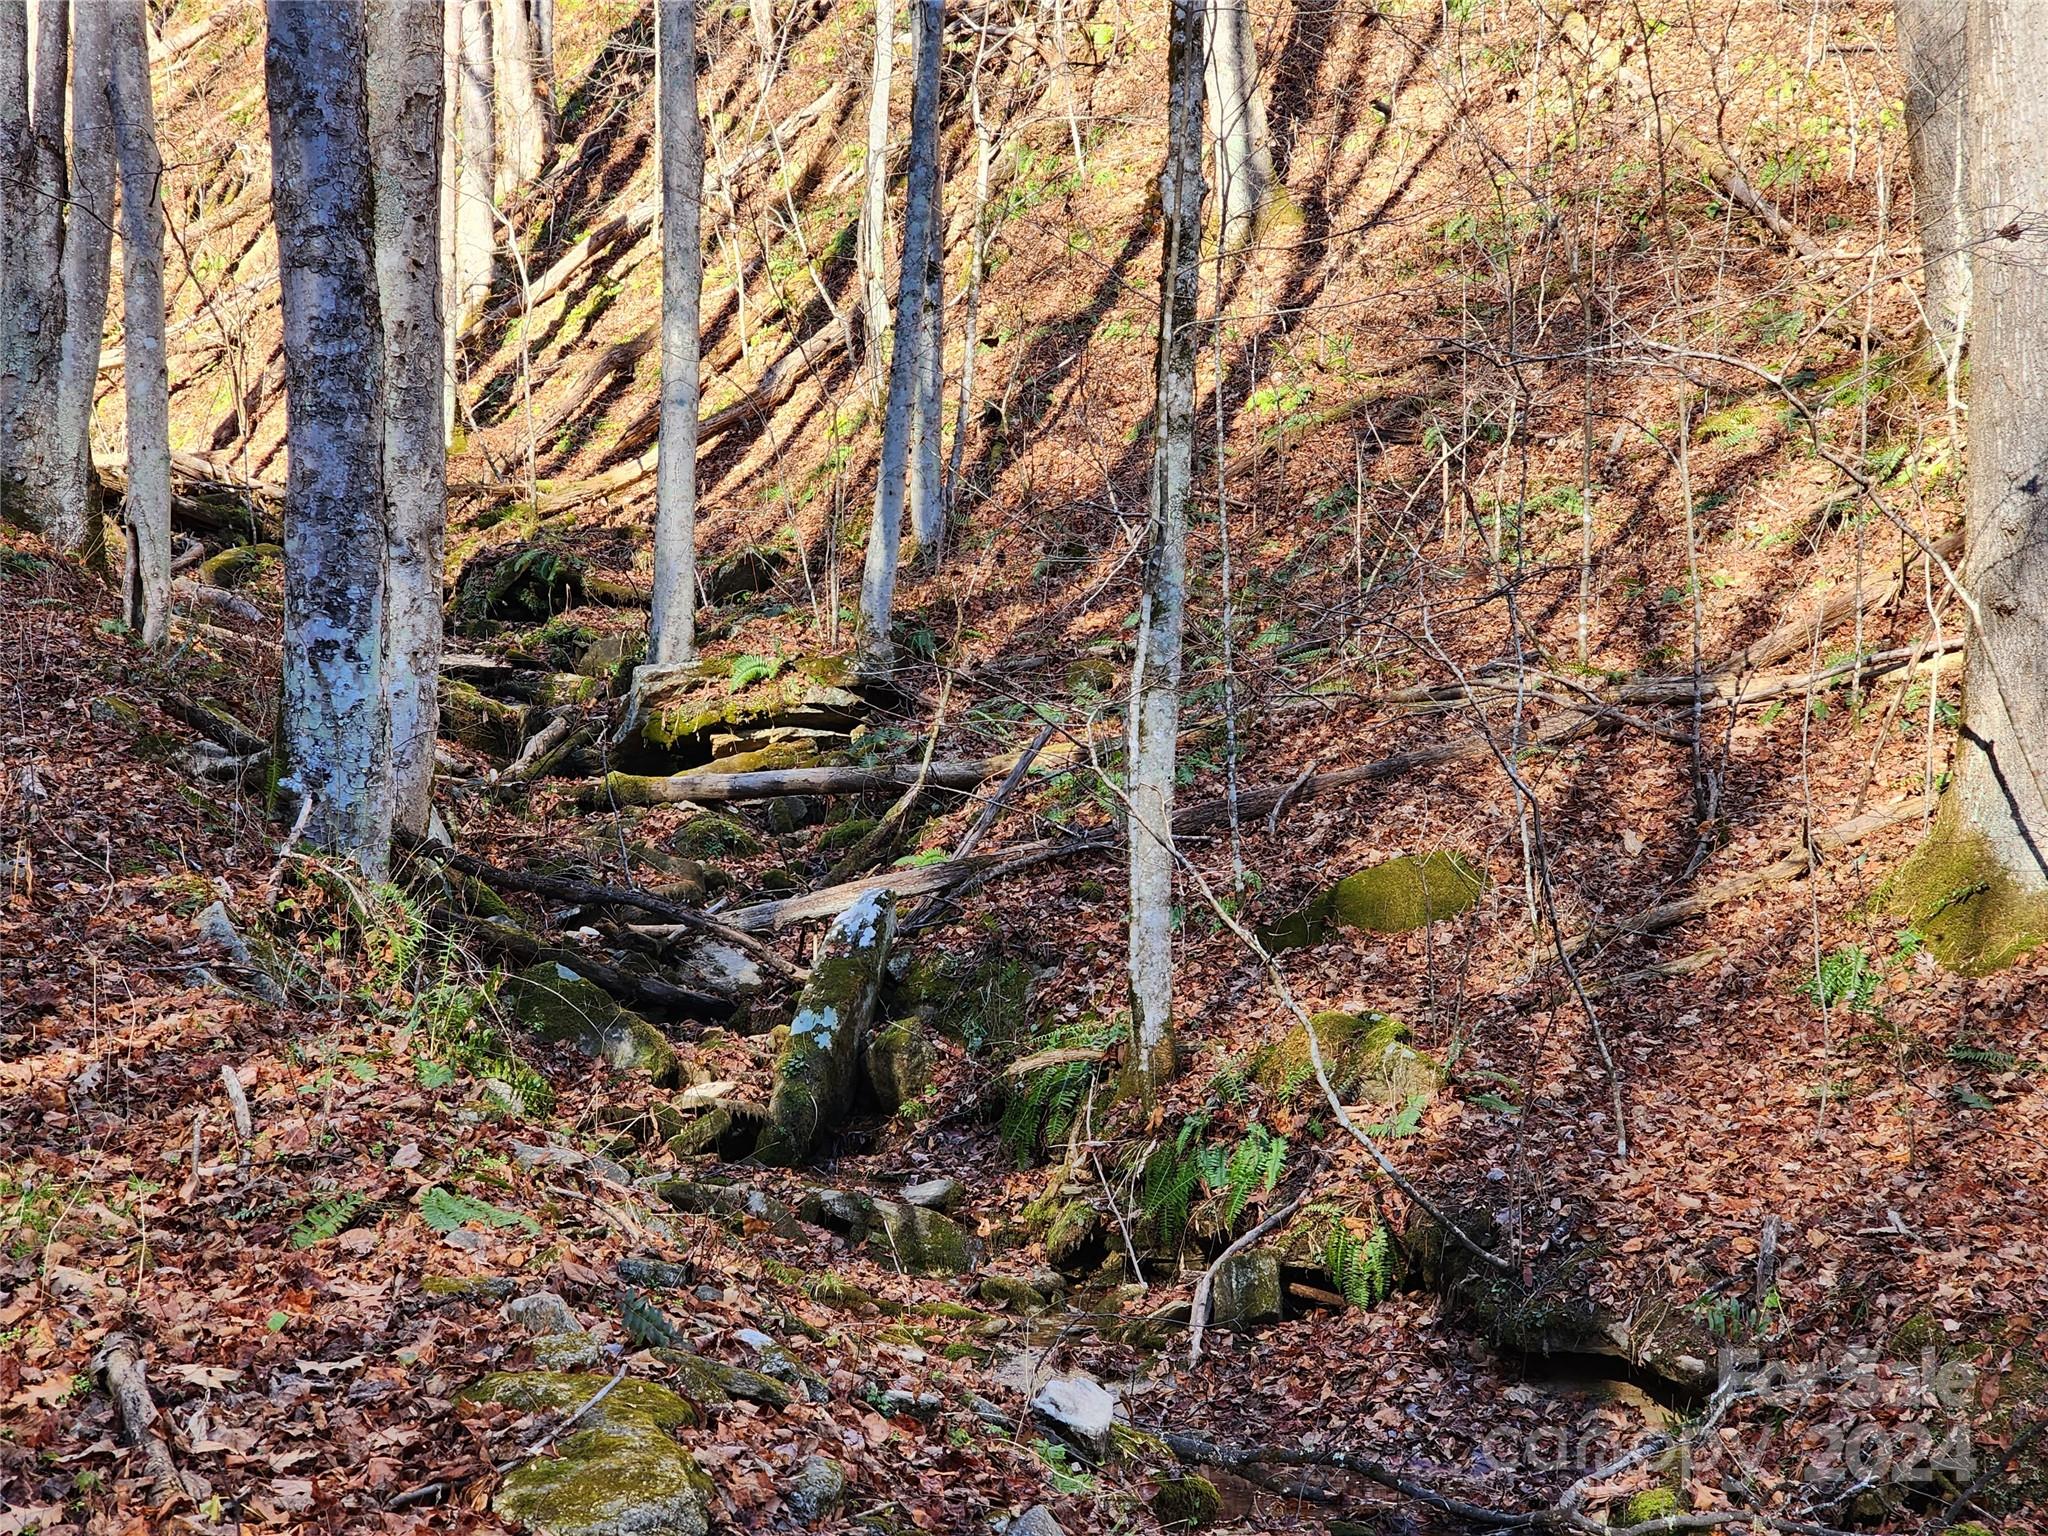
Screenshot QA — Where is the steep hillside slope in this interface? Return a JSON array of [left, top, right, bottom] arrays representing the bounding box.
[[8, 0, 2045, 1532]]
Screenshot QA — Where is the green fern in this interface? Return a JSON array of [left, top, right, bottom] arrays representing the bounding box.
[[999, 1016, 1124, 1163], [1138, 1119, 1207, 1247], [1201, 1123, 1288, 1229], [1948, 1041, 2019, 1072], [290, 1191, 370, 1249], [410, 939, 553, 1114], [1323, 1216, 1396, 1308]]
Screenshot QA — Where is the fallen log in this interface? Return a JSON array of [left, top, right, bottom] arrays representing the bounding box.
[[716, 834, 1111, 933], [438, 907, 732, 1019], [587, 754, 1044, 806], [1699, 527, 1962, 678], [418, 843, 806, 985], [1555, 798, 1923, 962], [93, 1335, 192, 1504]]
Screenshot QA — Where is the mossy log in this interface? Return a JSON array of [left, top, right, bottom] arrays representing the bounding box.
[[586, 755, 1020, 807], [440, 679, 532, 760]]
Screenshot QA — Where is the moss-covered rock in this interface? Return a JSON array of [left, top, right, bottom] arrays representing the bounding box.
[[459, 1372, 711, 1536], [1620, 1488, 1680, 1525], [453, 547, 588, 634], [1884, 796, 2048, 974], [874, 1201, 975, 1274], [670, 812, 763, 858], [623, 653, 865, 769], [1064, 656, 1116, 695], [864, 1018, 934, 1112], [785, 1454, 846, 1524], [819, 816, 880, 851], [1150, 1475, 1222, 1528], [1252, 1011, 1439, 1105], [441, 679, 532, 760], [1041, 1200, 1102, 1270], [1208, 1248, 1283, 1328], [665, 1106, 735, 1159], [891, 950, 1035, 1053], [197, 542, 281, 588], [976, 1275, 1049, 1312], [1262, 850, 1487, 950], [501, 962, 678, 1085], [755, 890, 897, 1164]]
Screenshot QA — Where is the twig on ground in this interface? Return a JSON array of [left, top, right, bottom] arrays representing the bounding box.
[[1187, 1152, 1327, 1363]]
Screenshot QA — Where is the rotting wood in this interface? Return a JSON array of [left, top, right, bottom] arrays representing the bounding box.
[[437, 905, 733, 1018], [93, 1335, 191, 1504], [1553, 799, 1923, 962], [417, 842, 807, 985], [586, 746, 1068, 806]]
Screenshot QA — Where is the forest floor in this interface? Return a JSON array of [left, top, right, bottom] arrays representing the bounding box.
[[6, 0, 2048, 1532]]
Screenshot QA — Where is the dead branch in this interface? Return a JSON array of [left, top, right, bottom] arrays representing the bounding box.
[[1187, 1152, 1327, 1364], [93, 1335, 191, 1505], [417, 842, 806, 986], [436, 905, 732, 1018], [587, 748, 1060, 806]]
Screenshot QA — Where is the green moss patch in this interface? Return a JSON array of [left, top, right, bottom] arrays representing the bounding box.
[[1884, 799, 2048, 975], [500, 962, 678, 1085], [460, 1372, 711, 1536], [1261, 850, 1486, 949], [1253, 1011, 1439, 1104]]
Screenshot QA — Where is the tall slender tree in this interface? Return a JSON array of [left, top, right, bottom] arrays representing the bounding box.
[[266, 0, 392, 872], [52, 0, 114, 554], [108, 0, 169, 645], [1891, 0, 2048, 974], [439, 0, 460, 435], [1125, 0, 1207, 1099], [855, 0, 942, 668], [0, 1, 73, 543], [453, 0, 498, 322], [904, 4, 946, 563], [369, 0, 448, 837], [1896, 0, 1969, 379], [493, 0, 548, 196], [1204, 0, 1272, 250], [648, 0, 706, 667], [856, 1, 895, 378]]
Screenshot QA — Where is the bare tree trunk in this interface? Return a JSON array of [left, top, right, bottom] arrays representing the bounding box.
[[857, 2, 894, 380], [648, 0, 704, 666], [492, 0, 547, 196], [52, 0, 113, 553], [266, 0, 392, 873], [533, 0, 554, 89], [1892, 0, 2048, 976], [454, 0, 497, 323], [940, 53, 992, 526], [0, 0, 71, 542], [856, 0, 941, 669], [1126, 0, 1206, 1099], [439, 0, 459, 436], [370, 0, 448, 837], [1203, 0, 1271, 250], [108, 0, 169, 645], [1898, 0, 1969, 379], [904, 0, 945, 557]]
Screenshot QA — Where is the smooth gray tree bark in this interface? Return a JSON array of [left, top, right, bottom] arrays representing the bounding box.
[[370, 0, 448, 837], [856, 0, 942, 669], [1951, 1, 2048, 897], [648, 0, 705, 666], [51, 0, 113, 556], [1203, 0, 1272, 250], [904, 0, 945, 557], [453, 0, 497, 322], [0, 0, 72, 542], [439, 0, 459, 436], [266, 0, 393, 872], [108, 0, 169, 646], [1898, 0, 1970, 378], [856, 1, 894, 379], [492, 0, 547, 196], [1126, 0, 1206, 1099]]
